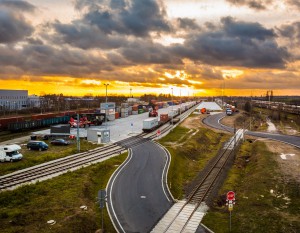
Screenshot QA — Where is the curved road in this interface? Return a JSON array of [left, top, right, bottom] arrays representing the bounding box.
[[203, 112, 300, 148], [107, 141, 173, 232]]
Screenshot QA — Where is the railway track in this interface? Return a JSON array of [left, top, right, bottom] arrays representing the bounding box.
[[152, 129, 244, 233], [0, 104, 198, 191]]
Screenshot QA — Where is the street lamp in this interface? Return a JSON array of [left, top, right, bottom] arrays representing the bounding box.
[[104, 84, 109, 128], [171, 87, 173, 125]]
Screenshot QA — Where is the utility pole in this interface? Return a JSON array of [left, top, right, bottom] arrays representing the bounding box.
[[104, 84, 109, 128], [77, 113, 80, 152], [171, 87, 173, 125]]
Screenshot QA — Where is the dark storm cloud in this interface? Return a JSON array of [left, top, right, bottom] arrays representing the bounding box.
[[0, 44, 110, 78], [120, 40, 182, 64], [0, 9, 33, 43], [177, 18, 200, 30], [53, 22, 126, 49], [226, 0, 268, 10], [170, 17, 289, 68], [82, 0, 171, 37], [0, 0, 35, 12], [55, 0, 172, 49], [277, 22, 300, 39]]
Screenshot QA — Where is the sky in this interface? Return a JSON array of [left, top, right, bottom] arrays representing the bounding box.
[[0, 0, 300, 97]]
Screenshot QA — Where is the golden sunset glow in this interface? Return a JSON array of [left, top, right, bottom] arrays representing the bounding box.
[[0, 0, 299, 97]]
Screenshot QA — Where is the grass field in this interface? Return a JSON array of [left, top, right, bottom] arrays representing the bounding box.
[[159, 125, 230, 199], [0, 152, 127, 233], [202, 140, 300, 233], [0, 139, 100, 176]]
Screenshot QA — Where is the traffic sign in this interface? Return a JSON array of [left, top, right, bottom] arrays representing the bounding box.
[[227, 191, 235, 201], [98, 189, 107, 209], [228, 203, 233, 211], [157, 130, 161, 135]]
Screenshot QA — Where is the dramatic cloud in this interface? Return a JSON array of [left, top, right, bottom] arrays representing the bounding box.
[[170, 17, 289, 68], [177, 18, 201, 30], [53, 22, 126, 50], [286, 0, 300, 10], [120, 40, 182, 64], [226, 0, 270, 10], [0, 44, 109, 78], [0, 0, 35, 12], [0, 8, 34, 43], [278, 21, 300, 44]]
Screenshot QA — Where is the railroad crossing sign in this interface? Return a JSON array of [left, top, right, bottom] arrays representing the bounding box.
[[227, 191, 235, 201]]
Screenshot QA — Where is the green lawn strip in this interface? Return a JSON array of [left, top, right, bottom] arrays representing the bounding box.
[[0, 140, 101, 176], [0, 152, 127, 233], [160, 126, 230, 200], [202, 141, 300, 233]]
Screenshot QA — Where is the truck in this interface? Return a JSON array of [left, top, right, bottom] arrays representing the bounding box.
[[0, 144, 23, 162], [226, 108, 232, 116]]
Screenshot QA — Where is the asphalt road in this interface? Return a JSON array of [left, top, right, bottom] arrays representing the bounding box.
[[107, 141, 173, 233], [203, 112, 300, 148]]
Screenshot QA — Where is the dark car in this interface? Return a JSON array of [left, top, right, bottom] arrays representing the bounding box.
[[50, 139, 70, 146], [27, 141, 49, 151]]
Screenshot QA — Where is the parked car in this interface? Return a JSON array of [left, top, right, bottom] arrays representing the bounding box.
[[50, 139, 70, 146], [27, 141, 49, 151]]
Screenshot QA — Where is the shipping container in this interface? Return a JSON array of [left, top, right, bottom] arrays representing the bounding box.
[[143, 118, 158, 130], [160, 114, 169, 122]]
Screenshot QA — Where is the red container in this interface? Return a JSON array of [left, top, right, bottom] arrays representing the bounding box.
[[160, 114, 169, 122], [115, 112, 119, 119]]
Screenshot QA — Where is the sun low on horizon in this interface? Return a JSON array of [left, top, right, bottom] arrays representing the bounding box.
[[0, 0, 300, 97]]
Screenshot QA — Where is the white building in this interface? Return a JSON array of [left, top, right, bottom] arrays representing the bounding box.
[[0, 90, 28, 110], [27, 95, 41, 108]]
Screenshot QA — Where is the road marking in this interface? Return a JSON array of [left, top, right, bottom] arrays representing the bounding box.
[[154, 142, 174, 203], [141, 196, 146, 198], [107, 148, 133, 233]]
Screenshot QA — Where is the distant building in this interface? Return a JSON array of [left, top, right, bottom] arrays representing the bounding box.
[[27, 95, 41, 108], [0, 89, 28, 110]]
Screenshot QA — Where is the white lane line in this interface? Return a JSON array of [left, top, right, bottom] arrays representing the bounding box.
[[154, 141, 174, 203], [106, 148, 133, 233]]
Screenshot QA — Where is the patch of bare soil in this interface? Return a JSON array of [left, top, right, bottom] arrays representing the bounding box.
[[263, 140, 300, 183], [180, 114, 202, 129]]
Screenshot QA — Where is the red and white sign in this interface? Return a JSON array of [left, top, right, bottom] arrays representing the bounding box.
[[227, 191, 235, 201], [157, 130, 161, 135]]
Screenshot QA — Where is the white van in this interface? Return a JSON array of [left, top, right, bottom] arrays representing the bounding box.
[[0, 144, 23, 162]]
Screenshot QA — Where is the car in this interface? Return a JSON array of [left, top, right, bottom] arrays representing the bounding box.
[[27, 141, 49, 151], [50, 139, 70, 146]]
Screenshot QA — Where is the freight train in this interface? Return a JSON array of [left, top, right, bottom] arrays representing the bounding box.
[[0, 109, 95, 132], [142, 101, 197, 132]]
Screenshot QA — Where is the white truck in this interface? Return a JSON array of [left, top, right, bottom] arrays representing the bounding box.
[[0, 144, 23, 162]]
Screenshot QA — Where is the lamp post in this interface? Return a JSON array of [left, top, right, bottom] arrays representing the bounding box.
[[104, 84, 109, 128], [171, 87, 173, 125]]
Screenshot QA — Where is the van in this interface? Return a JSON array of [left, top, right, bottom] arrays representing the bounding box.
[[0, 144, 23, 162], [27, 141, 48, 151]]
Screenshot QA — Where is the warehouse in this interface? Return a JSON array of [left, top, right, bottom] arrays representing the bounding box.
[[195, 102, 222, 112]]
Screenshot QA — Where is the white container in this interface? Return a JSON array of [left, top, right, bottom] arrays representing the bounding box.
[[121, 112, 128, 118], [143, 118, 158, 130]]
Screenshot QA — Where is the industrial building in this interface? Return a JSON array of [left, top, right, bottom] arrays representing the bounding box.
[[0, 90, 28, 110]]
